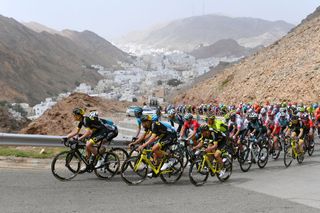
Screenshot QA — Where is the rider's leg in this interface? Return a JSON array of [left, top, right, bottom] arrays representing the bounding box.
[[152, 143, 163, 165], [86, 139, 97, 159]]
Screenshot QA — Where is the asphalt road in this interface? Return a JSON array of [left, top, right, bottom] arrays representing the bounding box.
[[1, 150, 320, 213]]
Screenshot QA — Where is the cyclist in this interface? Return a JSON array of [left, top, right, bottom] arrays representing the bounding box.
[[205, 113, 228, 134], [179, 113, 200, 146], [314, 105, 320, 138], [192, 124, 227, 177], [167, 108, 185, 133], [286, 115, 304, 155], [301, 114, 314, 147], [137, 115, 177, 171], [64, 108, 118, 163], [129, 107, 158, 148], [246, 112, 267, 141]]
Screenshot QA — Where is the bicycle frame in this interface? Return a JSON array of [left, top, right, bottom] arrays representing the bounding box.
[[133, 149, 172, 175], [198, 152, 221, 174]]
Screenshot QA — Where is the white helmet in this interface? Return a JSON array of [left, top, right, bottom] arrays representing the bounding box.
[[89, 111, 98, 119], [168, 109, 176, 115]]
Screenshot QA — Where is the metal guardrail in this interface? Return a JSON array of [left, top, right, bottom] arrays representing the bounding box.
[[0, 133, 130, 147]]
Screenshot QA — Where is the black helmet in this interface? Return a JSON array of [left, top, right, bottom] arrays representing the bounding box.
[[72, 108, 85, 116], [199, 123, 209, 132]]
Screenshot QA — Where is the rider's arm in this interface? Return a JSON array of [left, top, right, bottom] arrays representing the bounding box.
[[66, 127, 81, 139], [135, 123, 141, 138], [192, 140, 203, 151], [298, 128, 304, 139], [140, 134, 158, 149], [179, 125, 186, 138], [79, 129, 92, 141]]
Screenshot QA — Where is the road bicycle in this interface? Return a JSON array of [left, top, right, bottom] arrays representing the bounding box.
[[188, 149, 232, 186], [120, 148, 183, 185], [284, 136, 305, 167], [238, 135, 269, 172], [51, 139, 120, 181]]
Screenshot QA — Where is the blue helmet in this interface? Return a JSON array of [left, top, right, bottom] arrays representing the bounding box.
[[134, 107, 143, 117]]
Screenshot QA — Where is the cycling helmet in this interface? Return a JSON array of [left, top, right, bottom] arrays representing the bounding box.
[[313, 103, 318, 109], [72, 108, 85, 116], [184, 113, 193, 121], [298, 107, 305, 113], [168, 109, 176, 116], [89, 111, 98, 119], [249, 112, 258, 119], [281, 102, 287, 108], [206, 113, 216, 120], [134, 107, 143, 117], [260, 108, 267, 115], [140, 115, 152, 122], [230, 113, 236, 119], [302, 114, 309, 120], [199, 123, 210, 132]]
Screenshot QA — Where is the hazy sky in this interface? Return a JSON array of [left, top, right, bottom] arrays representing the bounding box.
[[0, 0, 319, 40]]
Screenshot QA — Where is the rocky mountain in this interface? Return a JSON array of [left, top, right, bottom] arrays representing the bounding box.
[[21, 93, 131, 135], [0, 107, 30, 133], [190, 39, 261, 59], [0, 16, 131, 104], [172, 6, 320, 104], [119, 14, 294, 51]]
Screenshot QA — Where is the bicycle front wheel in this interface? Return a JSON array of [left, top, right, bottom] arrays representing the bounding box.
[[121, 156, 148, 185], [216, 156, 233, 182], [284, 146, 293, 168], [111, 147, 129, 174], [94, 152, 120, 179], [51, 151, 81, 181], [160, 156, 184, 184], [238, 144, 252, 172], [258, 146, 269, 168], [189, 158, 209, 186]]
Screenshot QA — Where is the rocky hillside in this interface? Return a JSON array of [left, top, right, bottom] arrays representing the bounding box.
[[0, 16, 131, 104], [20, 93, 131, 135], [0, 107, 30, 133], [173, 6, 320, 104], [119, 14, 294, 51], [190, 39, 261, 59]]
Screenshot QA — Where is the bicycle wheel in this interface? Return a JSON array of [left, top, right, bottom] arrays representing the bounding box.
[[121, 156, 147, 185], [51, 151, 81, 181], [284, 146, 293, 168], [216, 156, 232, 182], [238, 144, 252, 172], [257, 146, 268, 168], [308, 140, 315, 156], [175, 145, 188, 169], [160, 156, 184, 184], [189, 158, 209, 186], [111, 147, 129, 174], [297, 153, 305, 164], [94, 152, 120, 179]]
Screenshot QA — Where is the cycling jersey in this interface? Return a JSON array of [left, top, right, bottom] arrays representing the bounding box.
[[183, 120, 200, 132], [288, 121, 304, 135], [78, 116, 106, 132], [208, 119, 228, 133], [78, 116, 118, 144], [144, 121, 177, 150], [198, 130, 226, 150]]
